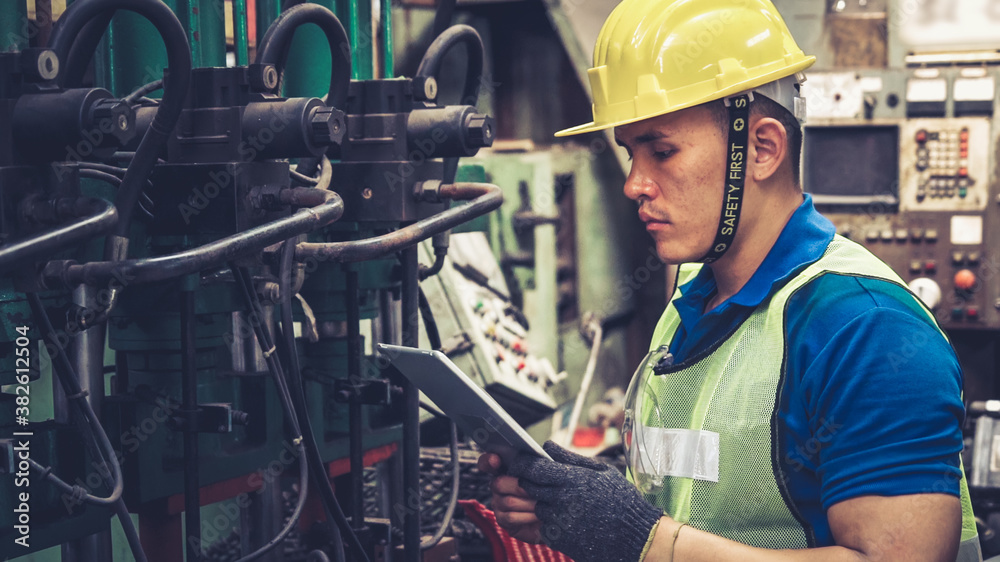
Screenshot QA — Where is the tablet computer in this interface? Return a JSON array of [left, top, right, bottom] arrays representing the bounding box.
[[376, 343, 552, 463]]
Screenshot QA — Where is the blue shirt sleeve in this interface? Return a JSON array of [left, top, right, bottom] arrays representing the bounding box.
[[785, 274, 966, 510]]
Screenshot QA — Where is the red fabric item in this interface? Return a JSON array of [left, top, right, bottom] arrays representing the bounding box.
[[459, 500, 575, 562]]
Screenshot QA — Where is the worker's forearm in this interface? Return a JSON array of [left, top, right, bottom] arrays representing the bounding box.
[[642, 517, 864, 562]]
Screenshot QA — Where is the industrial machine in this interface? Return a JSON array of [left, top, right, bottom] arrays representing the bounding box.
[[0, 0, 538, 560]]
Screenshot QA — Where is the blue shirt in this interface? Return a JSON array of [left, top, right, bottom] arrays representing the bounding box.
[[667, 194, 965, 547]]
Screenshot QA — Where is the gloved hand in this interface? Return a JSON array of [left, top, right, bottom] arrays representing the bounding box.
[[508, 440, 664, 562]]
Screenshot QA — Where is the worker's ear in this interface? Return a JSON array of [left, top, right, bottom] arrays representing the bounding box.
[[749, 117, 787, 184]]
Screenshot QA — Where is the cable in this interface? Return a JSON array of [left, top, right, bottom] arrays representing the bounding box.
[[255, 3, 352, 109], [417, 286, 441, 350], [125, 79, 164, 106], [27, 457, 118, 505], [421, 421, 459, 550], [564, 316, 603, 448], [77, 165, 155, 220], [78, 162, 128, 177], [275, 239, 363, 562], [432, 0, 459, 39], [26, 294, 147, 562], [290, 168, 320, 186], [57, 10, 114, 88], [419, 401, 446, 419], [49, 0, 193, 249], [415, 287, 461, 549], [415, 24, 484, 107], [78, 168, 121, 187], [229, 266, 311, 562]]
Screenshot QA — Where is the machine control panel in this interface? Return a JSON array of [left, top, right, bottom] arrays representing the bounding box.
[[899, 118, 991, 211], [807, 116, 999, 330], [829, 213, 998, 329]]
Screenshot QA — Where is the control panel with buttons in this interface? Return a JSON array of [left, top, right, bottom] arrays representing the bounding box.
[[418, 233, 564, 425], [830, 213, 999, 330], [900, 118, 991, 212]]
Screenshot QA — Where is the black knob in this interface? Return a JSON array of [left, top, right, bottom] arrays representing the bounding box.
[[309, 106, 346, 147], [465, 113, 494, 148]]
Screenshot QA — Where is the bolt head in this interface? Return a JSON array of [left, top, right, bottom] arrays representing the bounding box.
[[465, 114, 495, 148], [310, 106, 347, 147]]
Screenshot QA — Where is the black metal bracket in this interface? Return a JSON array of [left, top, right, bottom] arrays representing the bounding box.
[[334, 378, 393, 406], [169, 402, 242, 433]]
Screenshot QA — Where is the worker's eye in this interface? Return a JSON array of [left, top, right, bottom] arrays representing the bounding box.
[[653, 149, 674, 161]]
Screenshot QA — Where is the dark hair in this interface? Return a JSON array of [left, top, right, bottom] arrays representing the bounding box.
[[708, 95, 802, 187]]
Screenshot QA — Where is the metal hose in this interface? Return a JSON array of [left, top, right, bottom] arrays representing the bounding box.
[[295, 183, 502, 263], [46, 190, 344, 288], [0, 197, 117, 273]]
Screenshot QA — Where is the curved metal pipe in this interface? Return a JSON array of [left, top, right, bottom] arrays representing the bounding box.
[[295, 182, 501, 263], [48, 190, 343, 288], [0, 198, 117, 273]]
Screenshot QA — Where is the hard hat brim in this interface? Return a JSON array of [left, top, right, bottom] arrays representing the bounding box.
[[554, 56, 816, 138]]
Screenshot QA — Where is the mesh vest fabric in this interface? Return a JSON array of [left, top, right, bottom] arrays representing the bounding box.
[[633, 235, 980, 558]]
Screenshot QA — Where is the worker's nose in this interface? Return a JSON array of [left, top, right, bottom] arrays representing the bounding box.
[[623, 164, 658, 202]]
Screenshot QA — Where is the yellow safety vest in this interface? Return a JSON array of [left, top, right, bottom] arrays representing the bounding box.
[[632, 235, 980, 560]]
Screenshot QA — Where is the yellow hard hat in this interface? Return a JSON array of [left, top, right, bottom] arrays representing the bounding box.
[[555, 0, 816, 137]]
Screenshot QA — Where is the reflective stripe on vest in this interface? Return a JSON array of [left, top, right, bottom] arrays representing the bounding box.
[[638, 235, 980, 559]]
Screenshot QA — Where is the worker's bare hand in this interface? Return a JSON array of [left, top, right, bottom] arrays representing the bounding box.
[[478, 452, 543, 543]]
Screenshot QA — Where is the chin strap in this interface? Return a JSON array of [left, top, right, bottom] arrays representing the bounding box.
[[700, 93, 751, 264]]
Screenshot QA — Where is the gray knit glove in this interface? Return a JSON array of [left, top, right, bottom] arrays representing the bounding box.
[[509, 441, 663, 562]]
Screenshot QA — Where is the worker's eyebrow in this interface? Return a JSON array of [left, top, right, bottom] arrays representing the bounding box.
[[615, 131, 671, 149]]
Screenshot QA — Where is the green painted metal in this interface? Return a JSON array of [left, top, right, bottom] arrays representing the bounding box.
[[96, 9, 170, 97], [283, 0, 337, 98], [471, 153, 559, 366], [96, 0, 227, 98], [233, 0, 250, 66], [0, 0, 28, 52], [284, 0, 390, 97], [178, 0, 227, 68], [349, 0, 371, 80], [381, 0, 393, 77], [255, 0, 282, 42]]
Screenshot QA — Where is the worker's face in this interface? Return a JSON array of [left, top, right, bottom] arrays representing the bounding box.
[[615, 105, 728, 264]]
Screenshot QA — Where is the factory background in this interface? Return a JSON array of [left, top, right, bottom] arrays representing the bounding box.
[[1, 0, 999, 560]]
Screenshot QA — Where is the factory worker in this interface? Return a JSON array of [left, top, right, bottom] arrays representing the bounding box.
[[478, 0, 980, 560]]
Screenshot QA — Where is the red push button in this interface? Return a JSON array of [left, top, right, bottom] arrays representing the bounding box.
[[960, 129, 970, 141], [916, 129, 928, 143], [967, 307, 980, 320], [924, 260, 937, 274], [955, 269, 977, 291]]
